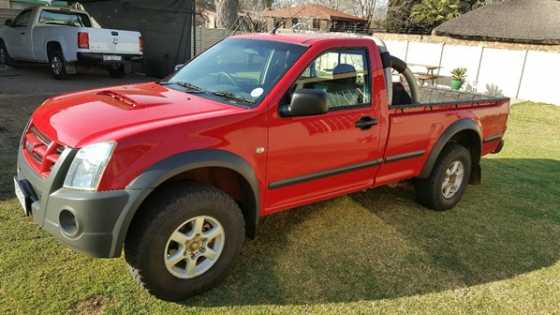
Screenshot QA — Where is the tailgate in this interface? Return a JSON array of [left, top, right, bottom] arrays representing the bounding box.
[[85, 28, 142, 55]]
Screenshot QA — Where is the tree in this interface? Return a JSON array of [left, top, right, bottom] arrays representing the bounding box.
[[410, 0, 460, 33], [386, 0, 422, 33], [353, 0, 378, 27], [239, 0, 272, 11], [465, 0, 504, 10], [385, 0, 504, 34], [215, 0, 239, 29]]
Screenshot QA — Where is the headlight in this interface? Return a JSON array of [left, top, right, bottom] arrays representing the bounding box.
[[63, 142, 115, 191]]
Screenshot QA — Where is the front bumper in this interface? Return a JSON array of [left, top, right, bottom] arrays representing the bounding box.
[[16, 147, 145, 258]]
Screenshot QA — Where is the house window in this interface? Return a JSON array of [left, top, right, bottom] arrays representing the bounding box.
[[312, 19, 320, 29]]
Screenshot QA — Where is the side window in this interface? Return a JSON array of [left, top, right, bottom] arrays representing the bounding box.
[[13, 10, 32, 27], [294, 48, 371, 110], [38, 10, 92, 27]]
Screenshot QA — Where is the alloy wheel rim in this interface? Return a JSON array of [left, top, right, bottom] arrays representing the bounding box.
[[163, 215, 225, 279], [51, 56, 63, 74], [441, 160, 465, 199]]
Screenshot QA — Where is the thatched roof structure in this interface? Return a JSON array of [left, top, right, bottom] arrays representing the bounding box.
[[433, 0, 560, 45]]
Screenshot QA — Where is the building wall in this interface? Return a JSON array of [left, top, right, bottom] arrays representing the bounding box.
[[0, 0, 9, 9], [380, 33, 560, 105]]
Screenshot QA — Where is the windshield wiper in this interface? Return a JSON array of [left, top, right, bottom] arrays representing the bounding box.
[[210, 90, 255, 104], [159, 81, 205, 93]]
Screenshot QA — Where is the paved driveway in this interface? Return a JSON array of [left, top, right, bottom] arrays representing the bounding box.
[[0, 65, 154, 198]]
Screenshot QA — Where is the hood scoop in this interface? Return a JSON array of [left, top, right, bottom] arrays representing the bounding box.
[[97, 90, 139, 109]]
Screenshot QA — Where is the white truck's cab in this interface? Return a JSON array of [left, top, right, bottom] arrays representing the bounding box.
[[0, 6, 143, 79]]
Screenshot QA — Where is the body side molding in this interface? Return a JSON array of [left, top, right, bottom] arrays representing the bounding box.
[[385, 150, 425, 163], [268, 158, 383, 189]]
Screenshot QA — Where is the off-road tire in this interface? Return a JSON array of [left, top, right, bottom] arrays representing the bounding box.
[[415, 144, 472, 211], [124, 183, 245, 301], [48, 48, 68, 80]]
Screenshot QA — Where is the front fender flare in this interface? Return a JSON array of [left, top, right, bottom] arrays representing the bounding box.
[[109, 149, 260, 257]]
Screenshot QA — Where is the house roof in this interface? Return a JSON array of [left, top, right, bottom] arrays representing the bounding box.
[[261, 4, 366, 22], [433, 0, 560, 45]]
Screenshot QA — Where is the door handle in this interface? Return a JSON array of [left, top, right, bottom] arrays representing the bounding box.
[[355, 116, 378, 130], [20, 32, 25, 35]]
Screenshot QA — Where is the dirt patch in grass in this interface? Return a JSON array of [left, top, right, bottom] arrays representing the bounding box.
[[71, 295, 109, 315]]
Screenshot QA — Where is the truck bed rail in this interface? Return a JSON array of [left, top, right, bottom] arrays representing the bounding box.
[[391, 87, 510, 110]]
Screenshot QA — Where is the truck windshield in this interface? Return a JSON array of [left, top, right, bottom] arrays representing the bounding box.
[[39, 10, 92, 27], [166, 38, 307, 107]]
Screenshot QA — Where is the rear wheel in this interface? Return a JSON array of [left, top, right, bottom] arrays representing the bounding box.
[[48, 49, 68, 80], [125, 184, 245, 301], [108, 64, 126, 78], [415, 144, 472, 211]]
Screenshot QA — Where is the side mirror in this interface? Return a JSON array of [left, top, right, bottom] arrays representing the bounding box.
[[4, 19, 12, 27], [280, 89, 328, 117]]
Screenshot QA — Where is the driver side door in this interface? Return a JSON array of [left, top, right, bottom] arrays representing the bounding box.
[[265, 47, 383, 213], [4, 9, 33, 60]]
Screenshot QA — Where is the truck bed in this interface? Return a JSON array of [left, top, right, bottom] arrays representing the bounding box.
[[376, 86, 510, 187]]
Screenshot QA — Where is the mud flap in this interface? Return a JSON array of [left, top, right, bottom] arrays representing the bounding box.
[[469, 163, 481, 185]]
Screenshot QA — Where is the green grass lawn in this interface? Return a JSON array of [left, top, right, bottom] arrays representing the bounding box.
[[1, 102, 559, 314]]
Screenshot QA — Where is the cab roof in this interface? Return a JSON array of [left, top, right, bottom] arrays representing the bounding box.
[[232, 32, 377, 46]]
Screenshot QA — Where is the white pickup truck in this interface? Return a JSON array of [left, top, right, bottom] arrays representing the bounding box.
[[0, 6, 143, 79]]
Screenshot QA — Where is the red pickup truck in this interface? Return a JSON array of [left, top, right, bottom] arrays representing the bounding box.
[[14, 33, 509, 301]]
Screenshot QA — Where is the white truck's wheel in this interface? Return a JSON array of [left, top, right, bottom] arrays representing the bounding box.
[[0, 41, 14, 66], [48, 49, 68, 80]]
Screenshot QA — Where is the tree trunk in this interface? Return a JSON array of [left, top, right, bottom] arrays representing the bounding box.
[[263, 0, 273, 9], [215, 0, 239, 30]]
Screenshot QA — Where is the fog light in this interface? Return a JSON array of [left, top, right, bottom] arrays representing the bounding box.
[[59, 209, 79, 237]]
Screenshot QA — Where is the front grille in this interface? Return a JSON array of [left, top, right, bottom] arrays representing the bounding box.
[[22, 125, 64, 177]]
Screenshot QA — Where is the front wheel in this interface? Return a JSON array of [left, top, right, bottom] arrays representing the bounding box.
[[415, 144, 472, 211], [125, 184, 245, 301], [0, 41, 15, 66]]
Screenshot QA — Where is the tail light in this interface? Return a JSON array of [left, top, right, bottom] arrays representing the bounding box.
[[78, 32, 89, 49], [139, 36, 144, 52]]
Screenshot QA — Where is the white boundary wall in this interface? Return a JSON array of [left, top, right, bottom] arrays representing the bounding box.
[[384, 39, 560, 105]]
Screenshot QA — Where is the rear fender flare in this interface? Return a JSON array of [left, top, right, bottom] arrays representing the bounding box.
[[419, 119, 482, 178]]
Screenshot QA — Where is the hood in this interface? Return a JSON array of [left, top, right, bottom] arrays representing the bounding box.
[[31, 82, 243, 147]]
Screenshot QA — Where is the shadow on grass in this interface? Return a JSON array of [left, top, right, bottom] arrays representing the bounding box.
[[184, 157, 560, 307]]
